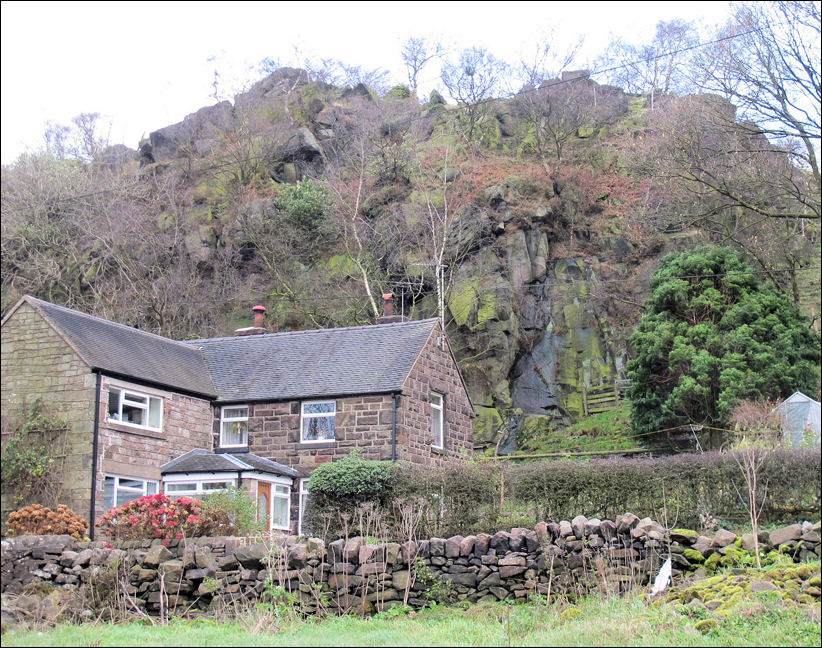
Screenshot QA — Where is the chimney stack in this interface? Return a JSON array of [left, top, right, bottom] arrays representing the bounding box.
[[234, 305, 269, 336], [376, 293, 408, 324], [252, 305, 266, 328], [382, 293, 394, 318]]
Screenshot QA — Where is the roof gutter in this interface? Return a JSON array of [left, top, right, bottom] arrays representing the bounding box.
[[89, 369, 102, 540]]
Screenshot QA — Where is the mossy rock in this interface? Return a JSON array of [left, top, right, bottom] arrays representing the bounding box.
[[671, 528, 698, 539], [326, 255, 358, 278], [694, 618, 718, 634], [684, 548, 705, 563], [385, 85, 411, 100], [473, 407, 503, 445], [559, 607, 583, 623], [795, 566, 812, 580], [704, 553, 722, 571], [448, 285, 476, 327]]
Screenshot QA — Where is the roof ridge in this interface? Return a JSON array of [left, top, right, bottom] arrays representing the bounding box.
[[28, 296, 203, 353], [185, 317, 438, 345]]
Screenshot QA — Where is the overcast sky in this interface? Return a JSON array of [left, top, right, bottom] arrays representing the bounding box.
[[0, 1, 734, 164]]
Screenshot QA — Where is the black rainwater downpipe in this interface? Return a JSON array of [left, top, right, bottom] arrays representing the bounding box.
[[391, 393, 398, 461], [89, 369, 102, 540], [237, 470, 243, 490]]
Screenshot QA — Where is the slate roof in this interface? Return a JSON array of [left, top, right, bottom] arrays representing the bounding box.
[[184, 318, 438, 403], [161, 449, 297, 478], [20, 296, 217, 397]]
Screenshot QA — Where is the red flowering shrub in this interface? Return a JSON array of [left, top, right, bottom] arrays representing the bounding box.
[[96, 494, 208, 540], [6, 504, 89, 540]]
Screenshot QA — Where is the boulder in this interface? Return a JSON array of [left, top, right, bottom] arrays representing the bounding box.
[[616, 514, 639, 534], [490, 531, 511, 553], [234, 543, 268, 570], [750, 579, 780, 593], [158, 559, 184, 583], [429, 538, 446, 557], [769, 524, 802, 548], [459, 536, 476, 557], [195, 546, 217, 571], [142, 544, 174, 568], [711, 529, 737, 548], [571, 516, 588, 540], [445, 536, 464, 559]]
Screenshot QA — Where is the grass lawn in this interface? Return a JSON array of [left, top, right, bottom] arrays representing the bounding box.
[[3, 586, 820, 647]]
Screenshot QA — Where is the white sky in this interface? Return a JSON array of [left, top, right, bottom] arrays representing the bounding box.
[[0, 1, 734, 164]]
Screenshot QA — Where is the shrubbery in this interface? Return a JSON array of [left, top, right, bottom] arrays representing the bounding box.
[[302, 449, 821, 540], [198, 486, 264, 536], [6, 504, 89, 540], [96, 487, 263, 540], [97, 494, 205, 540]]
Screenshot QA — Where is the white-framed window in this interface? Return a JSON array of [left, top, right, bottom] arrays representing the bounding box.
[[301, 400, 336, 442], [271, 484, 291, 530], [431, 392, 444, 448], [104, 475, 159, 510], [297, 478, 311, 536], [163, 479, 236, 498], [107, 386, 163, 431], [220, 405, 249, 447]]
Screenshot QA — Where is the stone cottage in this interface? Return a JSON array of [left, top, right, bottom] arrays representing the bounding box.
[[1, 295, 474, 537]]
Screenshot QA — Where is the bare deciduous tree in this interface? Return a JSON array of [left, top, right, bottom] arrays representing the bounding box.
[[401, 36, 444, 96], [441, 47, 509, 142], [600, 19, 699, 108], [694, 1, 820, 195]]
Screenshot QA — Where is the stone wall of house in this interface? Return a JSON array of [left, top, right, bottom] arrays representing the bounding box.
[[242, 395, 395, 473], [241, 395, 395, 532], [96, 376, 214, 525], [398, 327, 474, 465], [0, 301, 97, 529], [4, 516, 818, 615]]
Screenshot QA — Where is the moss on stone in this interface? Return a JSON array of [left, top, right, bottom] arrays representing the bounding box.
[[326, 254, 358, 278], [448, 284, 476, 327], [684, 548, 705, 563], [694, 618, 718, 634], [475, 293, 500, 327], [559, 606, 583, 623], [473, 407, 503, 445]]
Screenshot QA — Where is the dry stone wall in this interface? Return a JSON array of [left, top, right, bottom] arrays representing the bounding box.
[[3, 515, 820, 615]]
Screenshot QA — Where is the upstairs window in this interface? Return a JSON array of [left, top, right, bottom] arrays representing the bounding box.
[[220, 406, 249, 447], [431, 392, 444, 448], [107, 387, 162, 431], [301, 401, 336, 442]]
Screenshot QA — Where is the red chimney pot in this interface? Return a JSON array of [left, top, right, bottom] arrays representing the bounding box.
[[381, 293, 394, 317], [252, 305, 266, 328]]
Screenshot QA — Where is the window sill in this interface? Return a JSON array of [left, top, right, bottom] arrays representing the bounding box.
[[297, 442, 336, 450], [105, 421, 163, 439], [216, 446, 249, 454], [431, 445, 445, 455]]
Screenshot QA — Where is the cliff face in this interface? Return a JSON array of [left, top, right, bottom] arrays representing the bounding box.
[[5, 68, 818, 449]]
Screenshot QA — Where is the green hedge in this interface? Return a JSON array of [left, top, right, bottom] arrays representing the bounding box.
[[301, 449, 821, 540]]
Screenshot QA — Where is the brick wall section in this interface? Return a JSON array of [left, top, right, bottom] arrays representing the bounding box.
[[96, 376, 214, 524], [1, 302, 97, 525], [398, 327, 474, 465]]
